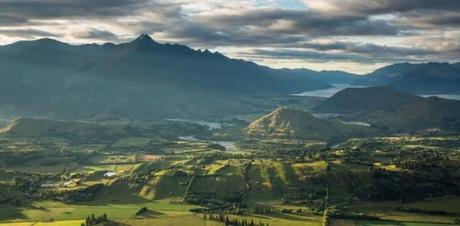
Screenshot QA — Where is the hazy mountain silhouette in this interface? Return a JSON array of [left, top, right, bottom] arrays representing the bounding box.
[[313, 87, 460, 132], [0, 34, 331, 120], [356, 62, 460, 94]]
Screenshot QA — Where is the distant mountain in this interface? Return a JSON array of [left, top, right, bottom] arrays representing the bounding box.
[[313, 87, 460, 132], [357, 62, 460, 94], [0, 34, 329, 120], [313, 86, 423, 113], [246, 107, 376, 140], [280, 68, 361, 84]]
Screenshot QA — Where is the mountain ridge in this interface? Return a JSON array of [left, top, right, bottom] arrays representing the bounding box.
[[0, 34, 331, 120], [313, 86, 460, 132], [357, 62, 460, 94]]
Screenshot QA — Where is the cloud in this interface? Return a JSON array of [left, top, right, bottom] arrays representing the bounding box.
[[0, 28, 59, 38], [0, 0, 152, 21], [72, 28, 118, 41], [245, 43, 439, 64], [0, 0, 458, 73], [249, 48, 364, 62], [306, 0, 460, 14], [305, 0, 460, 28], [302, 41, 436, 57]]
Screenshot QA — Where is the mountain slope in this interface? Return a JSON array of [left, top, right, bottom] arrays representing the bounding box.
[[380, 97, 460, 131], [0, 34, 329, 120], [0, 117, 101, 137], [313, 87, 460, 132], [313, 87, 423, 113], [246, 107, 376, 140], [0, 117, 210, 141], [357, 62, 460, 94]]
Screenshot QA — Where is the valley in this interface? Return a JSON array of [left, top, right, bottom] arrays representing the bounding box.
[[0, 108, 459, 226], [0, 24, 459, 226]]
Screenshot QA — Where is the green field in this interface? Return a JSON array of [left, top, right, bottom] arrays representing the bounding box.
[[1, 120, 460, 226]]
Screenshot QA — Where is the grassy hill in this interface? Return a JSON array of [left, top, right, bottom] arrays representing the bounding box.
[[246, 107, 377, 140]]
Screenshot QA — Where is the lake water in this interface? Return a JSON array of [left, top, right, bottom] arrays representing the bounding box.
[[166, 119, 222, 130], [291, 83, 368, 98], [421, 94, 460, 101], [177, 135, 237, 151], [292, 83, 460, 101], [177, 135, 199, 141]]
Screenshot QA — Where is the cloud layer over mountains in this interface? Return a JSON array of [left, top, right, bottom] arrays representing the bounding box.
[[0, 0, 458, 73]]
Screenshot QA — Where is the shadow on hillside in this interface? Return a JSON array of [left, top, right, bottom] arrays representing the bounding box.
[[137, 209, 165, 218], [356, 220, 405, 225], [0, 204, 27, 221], [265, 212, 306, 221]]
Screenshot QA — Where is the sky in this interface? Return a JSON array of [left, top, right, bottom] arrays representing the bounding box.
[[0, 0, 459, 74]]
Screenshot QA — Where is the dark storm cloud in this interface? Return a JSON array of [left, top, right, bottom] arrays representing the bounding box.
[[158, 8, 413, 50], [0, 0, 151, 20], [315, 0, 460, 15], [165, 21, 308, 47], [194, 9, 408, 37], [312, 0, 460, 27], [402, 12, 460, 27], [0, 16, 29, 26]]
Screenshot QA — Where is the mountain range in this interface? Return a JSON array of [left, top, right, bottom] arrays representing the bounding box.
[[356, 62, 460, 94], [313, 87, 460, 133], [247, 86, 460, 141], [0, 34, 330, 120], [0, 35, 459, 120]]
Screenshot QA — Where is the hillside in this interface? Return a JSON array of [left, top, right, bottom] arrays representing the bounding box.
[[0, 117, 209, 141], [313, 87, 460, 132], [313, 86, 423, 113], [381, 97, 460, 132], [0, 34, 330, 120], [246, 107, 376, 140], [0, 117, 93, 137], [356, 62, 460, 94]]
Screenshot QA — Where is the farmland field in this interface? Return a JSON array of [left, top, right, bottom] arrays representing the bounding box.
[[0, 120, 459, 226]]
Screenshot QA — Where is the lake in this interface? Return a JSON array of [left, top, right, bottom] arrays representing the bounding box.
[[166, 119, 222, 130], [421, 94, 460, 100], [292, 83, 460, 100], [177, 135, 237, 151], [291, 83, 368, 98]]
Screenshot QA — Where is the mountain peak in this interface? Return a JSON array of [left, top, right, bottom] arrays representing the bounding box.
[[136, 33, 153, 41], [130, 33, 159, 46], [134, 33, 154, 42]]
